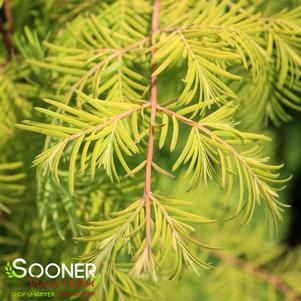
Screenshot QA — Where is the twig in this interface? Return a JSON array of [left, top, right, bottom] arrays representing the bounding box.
[[64, 36, 150, 105], [0, 0, 14, 59], [144, 0, 160, 258], [4, 0, 13, 33], [16, 103, 150, 143]]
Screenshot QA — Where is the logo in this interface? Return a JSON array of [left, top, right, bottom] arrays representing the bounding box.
[[5, 262, 19, 279], [4, 258, 96, 279]]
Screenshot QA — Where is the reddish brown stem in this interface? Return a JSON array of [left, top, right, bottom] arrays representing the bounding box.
[[0, 0, 14, 59], [4, 0, 13, 33], [144, 0, 160, 256]]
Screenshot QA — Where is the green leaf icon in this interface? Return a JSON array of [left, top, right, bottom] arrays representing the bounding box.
[[4, 262, 14, 279]]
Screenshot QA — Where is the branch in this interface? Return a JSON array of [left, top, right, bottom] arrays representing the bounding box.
[[144, 0, 160, 258], [62, 36, 150, 105], [0, 0, 14, 59], [16, 103, 150, 144], [3, 0, 13, 33], [157, 105, 195, 127], [213, 251, 301, 301], [64, 103, 150, 142], [158, 104, 285, 226]]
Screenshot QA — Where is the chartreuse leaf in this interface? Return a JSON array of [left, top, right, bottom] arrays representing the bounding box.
[[159, 113, 169, 149], [170, 115, 179, 152]]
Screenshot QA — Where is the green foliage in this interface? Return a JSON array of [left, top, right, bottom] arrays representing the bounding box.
[[77, 194, 215, 282], [0, 162, 26, 214], [0, 62, 32, 146]]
